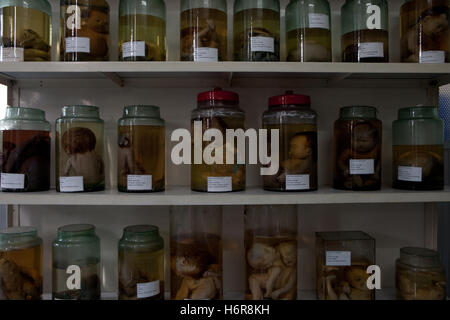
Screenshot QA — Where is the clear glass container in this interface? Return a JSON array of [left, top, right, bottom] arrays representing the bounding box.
[[52, 224, 101, 300], [191, 88, 245, 192], [333, 106, 382, 191], [341, 0, 389, 62], [233, 0, 280, 61], [119, 0, 166, 61], [0, 107, 51, 192], [263, 91, 318, 191], [0, 226, 43, 300], [55, 105, 105, 192], [285, 0, 332, 62], [118, 225, 164, 300], [60, 0, 110, 61], [316, 231, 375, 300], [170, 206, 222, 300], [0, 0, 52, 61], [393, 106, 444, 190], [245, 205, 297, 300]]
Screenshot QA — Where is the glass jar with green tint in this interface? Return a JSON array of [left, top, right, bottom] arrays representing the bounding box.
[[118, 225, 164, 300], [52, 224, 101, 300], [285, 0, 332, 62], [393, 106, 444, 190], [233, 0, 280, 61], [0, 226, 43, 300], [119, 0, 166, 61], [55, 105, 105, 193]]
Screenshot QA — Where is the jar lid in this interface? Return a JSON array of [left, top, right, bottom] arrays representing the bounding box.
[[4, 107, 46, 121], [57, 224, 96, 236], [340, 106, 378, 119], [397, 106, 438, 120], [0, 226, 37, 239], [62, 105, 100, 118], [269, 90, 311, 107], [123, 225, 159, 235], [123, 105, 161, 118], [197, 87, 239, 102], [399, 247, 442, 268]]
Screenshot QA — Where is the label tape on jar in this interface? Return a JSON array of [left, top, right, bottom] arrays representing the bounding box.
[[207, 176, 232, 192], [251, 36, 275, 53], [308, 13, 330, 30], [194, 47, 219, 62], [326, 251, 351, 266], [65, 37, 90, 53], [1, 47, 24, 62], [398, 166, 422, 182], [359, 42, 384, 58], [1, 173, 25, 189], [122, 41, 146, 58], [420, 51, 445, 64], [59, 176, 84, 192], [286, 174, 310, 190], [349, 159, 375, 175], [137, 280, 160, 299], [127, 175, 152, 191]]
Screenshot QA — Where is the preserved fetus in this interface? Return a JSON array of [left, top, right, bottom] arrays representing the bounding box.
[[397, 264, 446, 300]]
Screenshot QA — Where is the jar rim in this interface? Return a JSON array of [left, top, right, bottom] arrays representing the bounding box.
[[399, 247, 441, 268], [61, 105, 100, 118], [123, 224, 159, 234], [397, 106, 438, 119], [0, 226, 37, 238], [339, 106, 378, 119], [123, 105, 161, 118], [4, 107, 46, 121], [57, 224, 95, 234]]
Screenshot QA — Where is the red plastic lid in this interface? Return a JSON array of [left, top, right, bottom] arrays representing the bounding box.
[[269, 91, 311, 106], [197, 87, 239, 102]]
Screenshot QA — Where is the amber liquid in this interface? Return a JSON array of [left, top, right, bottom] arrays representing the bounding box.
[[341, 29, 389, 62], [396, 264, 446, 300], [286, 28, 331, 62]]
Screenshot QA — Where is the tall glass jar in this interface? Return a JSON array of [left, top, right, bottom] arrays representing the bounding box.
[[341, 0, 389, 62], [393, 106, 444, 190], [233, 0, 280, 61], [191, 88, 245, 192], [180, 0, 227, 61], [119, 0, 166, 61], [0, 226, 43, 300], [170, 206, 222, 300], [263, 91, 318, 191], [55, 105, 105, 193], [0, 107, 51, 192], [60, 0, 110, 61], [0, 0, 51, 61], [245, 205, 297, 300], [285, 0, 332, 62], [401, 0, 450, 63], [333, 106, 382, 191], [52, 224, 101, 300]]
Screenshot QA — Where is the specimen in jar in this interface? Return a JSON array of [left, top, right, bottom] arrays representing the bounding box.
[[341, 29, 389, 62], [397, 264, 446, 300]]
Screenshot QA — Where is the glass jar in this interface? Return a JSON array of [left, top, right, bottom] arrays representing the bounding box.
[[60, 0, 110, 61], [393, 106, 444, 190], [0, 226, 43, 300], [0, 0, 51, 61], [119, 0, 166, 61], [233, 0, 280, 61], [401, 0, 450, 63], [180, 0, 227, 61], [170, 206, 222, 300], [0, 107, 51, 192], [396, 247, 446, 300], [52, 224, 101, 300], [55, 105, 105, 192], [341, 0, 389, 62], [262, 91, 318, 191], [191, 88, 245, 192], [333, 106, 382, 191], [285, 0, 332, 62], [245, 205, 297, 300], [118, 225, 164, 300], [316, 231, 375, 300]]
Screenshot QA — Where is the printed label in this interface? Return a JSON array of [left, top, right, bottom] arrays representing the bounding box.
[[398, 166, 422, 182], [207, 176, 232, 192], [65, 37, 90, 53], [326, 251, 352, 266], [286, 174, 310, 190], [127, 175, 152, 191], [122, 41, 146, 58], [59, 176, 84, 192], [1, 173, 25, 189], [137, 280, 160, 299], [360, 42, 384, 58], [350, 159, 375, 175], [420, 51, 445, 64], [251, 36, 274, 53], [194, 47, 218, 62], [308, 13, 330, 30], [1, 47, 24, 62]]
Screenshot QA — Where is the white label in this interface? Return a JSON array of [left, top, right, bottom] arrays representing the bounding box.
[[127, 175, 152, 191], [326, 251, 351, 266], [207, 176, 232, 192], [1, 173, 25, 189], [286, 174, 310, 190], [59, 176, 84, 192], [420, 51, 445, 64], [251, 36, 274, 53], [349, 159, 375, 175], [398, 166, 422, 182], [194, 47, 218, 62], [360, 42, 384, 58], [65, 37, 90, 53], [137, 280, 160, 299], [1, 47, 24, 62], [308, 13, 330, 30], [122, 41, 146, 58]]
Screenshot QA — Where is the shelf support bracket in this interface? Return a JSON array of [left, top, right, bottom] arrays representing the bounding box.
[[228, 72, 234, 87], [103, 72, 124, 87], [326, 73, 352, 87]]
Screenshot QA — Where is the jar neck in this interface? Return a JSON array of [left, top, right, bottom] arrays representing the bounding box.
[[181, 0, 227, 12], [234, 0, 280, 13], [197, 100, 239, 109], [121, 225, 160, 242], [4, 107, 46, 121], [339, 106, 378, 120], [268, 104, 310, 111], [397, 106, 438, 120], [56, 224, 96, 240], [123, 105, 161, 118], [62, 105, 100, 119], [0, 226, 38, 244], [399, 247, 442, 268]]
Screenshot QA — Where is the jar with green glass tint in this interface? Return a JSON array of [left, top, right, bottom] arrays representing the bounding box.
[[0, 0, 52, 61], [0, 226, 43, 300], [393, 106, 444, 190], [55, 105, 105, 193], [118, 105, 165, 193], [52, 224, 101, 300], [341, 0, 389, 62], [118, 225, 164, 300], [234, 0, 280, 61], [285, 0, 332, 62], [0, 107, 51, 192], [119, 0, 166, 61]]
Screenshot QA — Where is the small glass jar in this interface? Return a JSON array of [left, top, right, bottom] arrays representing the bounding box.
[[118, 105, 165, 193], [393, 106, 444, 190], [119, 0, 166, 61], [52, 224, 101, 300], [245, 205, 297, 300], [60, 0, 110, 61], [191, 88, 245, 192], [233, 0, 280, 61], [170, 206, 222, 300], [333, 106, 382, 191], [316, 231, 375, 300], [401, 0, 450, 63], [118, 225, 164, 300], [0, 0, 52, 61], [285, 0, 332, 62], [0, 226, 43, 300], [0, 107, 51, 192], [341, 0, 389, 62], [263, 91, 318, 191], [55, 105, 105, 192]]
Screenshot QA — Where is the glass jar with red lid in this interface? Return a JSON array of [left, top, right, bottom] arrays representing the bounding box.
[[191, 88, 245, 192], [262, 91, 318, 192]]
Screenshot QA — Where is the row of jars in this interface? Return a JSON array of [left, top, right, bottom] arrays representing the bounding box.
[[0, 0, 449, 63]]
